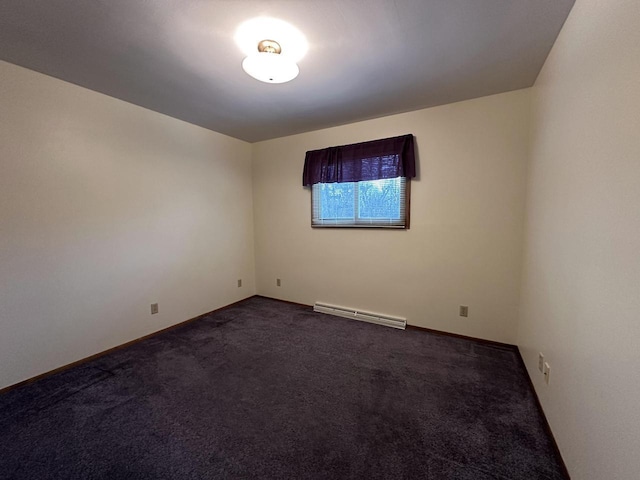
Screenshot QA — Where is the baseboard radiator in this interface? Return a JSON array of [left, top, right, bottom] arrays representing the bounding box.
[[313, 302, 406, 330]]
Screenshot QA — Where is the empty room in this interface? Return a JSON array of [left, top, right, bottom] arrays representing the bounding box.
[[1, 1, 638, 479]]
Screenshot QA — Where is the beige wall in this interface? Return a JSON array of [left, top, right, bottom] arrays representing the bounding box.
[[252, 89, 531, 344], [519, 1, 640, 478], [0, 61, 256, 390]]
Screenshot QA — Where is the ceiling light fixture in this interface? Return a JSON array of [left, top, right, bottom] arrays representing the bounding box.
[[242, 39, 299, 83], [235, 17, 308, 84]]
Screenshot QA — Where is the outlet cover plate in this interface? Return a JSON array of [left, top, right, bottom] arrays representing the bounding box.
[[543, 362, 550, 384]]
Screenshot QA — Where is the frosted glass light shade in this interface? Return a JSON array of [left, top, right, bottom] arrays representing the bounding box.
[[242, 52, 300, 84]]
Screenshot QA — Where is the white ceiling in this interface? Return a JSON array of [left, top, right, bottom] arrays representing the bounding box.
[[0, 0, 575, 142]]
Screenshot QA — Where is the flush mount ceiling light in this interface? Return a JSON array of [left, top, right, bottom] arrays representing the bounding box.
[[241, 39, 299, 83], [235, 17, 308, 84]]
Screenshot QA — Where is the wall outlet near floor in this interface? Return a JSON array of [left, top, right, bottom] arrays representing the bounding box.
[[459, 305, 468, 317], [237, 279, 242, 288], [538, 353, 545, 372], [150, 303, 159, 315], [276, 278, 281, 287], [543, 362, 551, 384]]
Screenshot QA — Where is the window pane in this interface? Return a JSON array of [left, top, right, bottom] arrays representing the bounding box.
[[357, 178, 401, 220], [319, 182, 355, 219], [312, 177, 407, 228]]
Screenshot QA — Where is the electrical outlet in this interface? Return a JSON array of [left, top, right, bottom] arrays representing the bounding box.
[[150, 303, 159, 315], [459, 305, 468, 317], [237, 279, 242, 288], [543, 362, 550, 384], [538, 353, 545, 373], [276, 278, 281, 287]]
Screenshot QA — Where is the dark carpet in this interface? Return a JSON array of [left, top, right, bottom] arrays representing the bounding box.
[[0, 296, 565, 479]]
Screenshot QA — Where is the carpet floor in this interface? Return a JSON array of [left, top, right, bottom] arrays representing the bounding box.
[[0, 296, 566, 479]]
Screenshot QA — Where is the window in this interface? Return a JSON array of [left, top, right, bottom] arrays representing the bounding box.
[[302, 134, 415, 229], [312, 177, 409, 227]]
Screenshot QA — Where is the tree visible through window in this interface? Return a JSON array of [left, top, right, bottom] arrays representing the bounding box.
[[312, 177, 408, 227]]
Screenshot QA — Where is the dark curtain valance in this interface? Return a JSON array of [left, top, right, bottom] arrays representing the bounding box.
[[302, 134, 416, 186]]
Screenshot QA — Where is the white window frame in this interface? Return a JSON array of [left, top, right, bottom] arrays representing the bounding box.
[[311, 177, 410, 229]]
